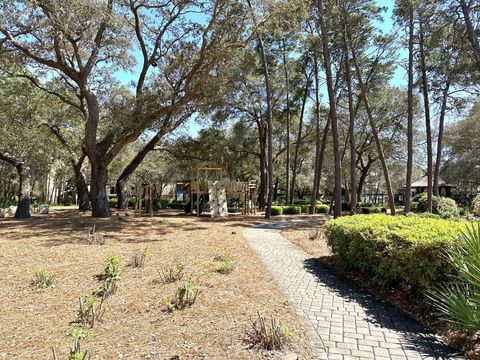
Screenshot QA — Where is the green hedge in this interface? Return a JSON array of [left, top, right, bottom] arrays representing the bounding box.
[[325, 214, 466, 291], [271, 206, 283, 216], [411, 193, 459, 218], [359, 206, 382, 214], [283, 205, 301, 215], [293, 199, 310, 205], [300, 205, 310, 213], [316, 204, 330, 213], [108, 197, 118, 208]]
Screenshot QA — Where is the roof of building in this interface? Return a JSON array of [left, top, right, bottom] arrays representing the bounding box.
[[411, 176, 455, 188]]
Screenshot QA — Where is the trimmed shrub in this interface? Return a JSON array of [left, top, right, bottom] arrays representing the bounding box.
[[293, 199, 310, 205], [411, 193, 459, 218], [471, 193, 480, 216], [270, 206, 283, 216], [108, 197, 118, 208], [325, 214, 466, 290], [358, 202, 373, 208], [316, 204, 330, 213], [128, 197, 139, 208], [282, 206, 301, 215], [300, 205, 310, 213], [359, 206, 381, 214], [436, 197, 460, 218]]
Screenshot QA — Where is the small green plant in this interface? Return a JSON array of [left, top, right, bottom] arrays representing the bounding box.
[[131, 247, 148, 268], [247, 311, 291, 350], [428, 223, 480, 333], [32, 268, 55, 288], [52, 327, 90, 360], [102, 256, 121, 297], [158, 262, 184, 284], [214, 248, 234, 274], [76, 296, 105, 328], [68, 327, 89, 360], [163, 278, 200, 312]]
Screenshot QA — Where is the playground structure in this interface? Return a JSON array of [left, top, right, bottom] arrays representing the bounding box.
[[186, 164, 257, 217], [130, 164, 257, 218]]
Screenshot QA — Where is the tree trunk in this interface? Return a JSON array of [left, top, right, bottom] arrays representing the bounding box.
[[116, 178, 129, 210], [282, 39, 291, 206], [348, 33, 396, 215], [116, 132, 163, 209], [273, 177, 279, 201], [90, 161, 111, 217], [356, 156, 374, 202], [259, 45, 274, 219], [247, 0, 274, 219], [317, 0, 342, 218], [433, 82, 450, 196], [290, 71, 309, 204], [256, 120, 267, 210], [460, 0, 480, 73], [405, 5, 414, 214], [76, 169, 90, 211], [419, 18, 433, 212], [341, 11, 357, 214], [15, 163, 31, 219], [73, 156, 90, 211], [310, 52, 322, 214]]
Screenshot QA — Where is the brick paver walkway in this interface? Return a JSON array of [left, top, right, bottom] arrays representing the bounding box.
[[243, 219, 463, 360]]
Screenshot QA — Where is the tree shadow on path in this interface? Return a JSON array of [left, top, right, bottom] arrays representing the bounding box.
[[302, 257, 463, 359]]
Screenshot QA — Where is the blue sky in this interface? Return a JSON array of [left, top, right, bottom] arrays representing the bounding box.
[[118, 0, 405, 137]]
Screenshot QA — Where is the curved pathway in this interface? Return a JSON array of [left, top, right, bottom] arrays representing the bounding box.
[[243, 218, 463, 360]]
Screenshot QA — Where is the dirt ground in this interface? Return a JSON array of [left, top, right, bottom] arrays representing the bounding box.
[[280, 217, 332, 259], [0, 209, 313, 360]]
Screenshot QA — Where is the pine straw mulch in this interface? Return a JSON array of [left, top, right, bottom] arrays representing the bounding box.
[[0, 209, 313, 360], [281, 217, 480, 359]]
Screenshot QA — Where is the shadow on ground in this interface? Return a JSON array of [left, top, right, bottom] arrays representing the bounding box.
[[302, 257, 462, 359]]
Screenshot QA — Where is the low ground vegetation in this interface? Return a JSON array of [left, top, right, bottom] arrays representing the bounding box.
[[0, 210, 311, 359], [247, 311, 292, 351]]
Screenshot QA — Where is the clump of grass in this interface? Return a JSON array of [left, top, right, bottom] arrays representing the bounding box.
[[158, 262, 184, 284], [86, 225, 104, 245], [131, 247, 148, 268], [163, 278, 200, 312], [32, 268, 55, 288], [247, 311, 292, 350], [308, 228, 323, 241], [76, 296, 106, 328], [68, 327, 90, 360], [213, 248, 234, 274], [102, 256, 121, 297], [52, 327, 90, 360]]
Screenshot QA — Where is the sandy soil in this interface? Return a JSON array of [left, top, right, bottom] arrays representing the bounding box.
[[280, 216, 332, 259], [0, 209, 312, 360]]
